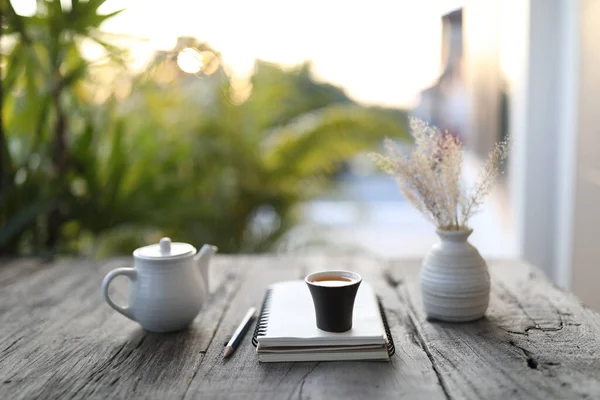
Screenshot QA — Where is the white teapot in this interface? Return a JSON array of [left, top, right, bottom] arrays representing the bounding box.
[[102, 237, 217, 332]]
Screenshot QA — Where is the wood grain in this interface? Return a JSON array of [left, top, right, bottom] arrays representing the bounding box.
[[182, 256, 447, 400], [389, 259, 600, 400], [0, 256, 250, 399], [1, 256, 600, 399]]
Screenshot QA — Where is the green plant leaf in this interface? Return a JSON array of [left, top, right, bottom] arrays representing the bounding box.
[[0, 198, 53, 247], [263, 105, 407, 180]]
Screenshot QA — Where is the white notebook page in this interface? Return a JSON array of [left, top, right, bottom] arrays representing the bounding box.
[[258, 349, 389, 362], [257, 280, 387, 348]]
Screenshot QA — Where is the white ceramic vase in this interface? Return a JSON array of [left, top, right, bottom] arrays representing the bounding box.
[[421, 229, 490, 322]]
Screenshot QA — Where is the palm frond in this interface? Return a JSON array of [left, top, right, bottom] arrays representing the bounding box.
[[263, 105, 407, 180]]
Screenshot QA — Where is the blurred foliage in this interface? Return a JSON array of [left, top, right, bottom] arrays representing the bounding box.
[[1, 0, 408, 257]]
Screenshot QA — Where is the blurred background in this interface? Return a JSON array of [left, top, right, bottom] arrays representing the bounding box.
[[2, 1, 599, 308]]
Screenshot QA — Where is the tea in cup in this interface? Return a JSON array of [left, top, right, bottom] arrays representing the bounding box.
[[305, 270, 362, 332]]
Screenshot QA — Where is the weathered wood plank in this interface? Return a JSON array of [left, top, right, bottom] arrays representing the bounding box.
[[389, 259, 600, 400], [2, 256, 600, 399], [183, 256, 446, 400], [0, 259, 47, 287], [0, 256, 250, 399]]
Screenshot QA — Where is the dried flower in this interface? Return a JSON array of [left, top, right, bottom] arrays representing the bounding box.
[[370, 117, 511, 231]]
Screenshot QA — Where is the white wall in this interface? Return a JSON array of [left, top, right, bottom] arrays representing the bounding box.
[[510, 0, 600, 309], [505, 0, 565, 282], [569, 0, 600, 309], [452, 0, 600, 306], [554, 0, 580, 290]]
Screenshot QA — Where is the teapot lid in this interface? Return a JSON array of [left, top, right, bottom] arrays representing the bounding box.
[[134, 237, 196, 260]]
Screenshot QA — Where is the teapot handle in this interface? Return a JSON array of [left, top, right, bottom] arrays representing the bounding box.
[[102, 268, 137, 321]]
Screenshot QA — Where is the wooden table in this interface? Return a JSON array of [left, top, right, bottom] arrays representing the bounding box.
[[1, 256, 599, 399]]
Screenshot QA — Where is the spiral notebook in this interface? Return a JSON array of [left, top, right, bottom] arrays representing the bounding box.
[[251, 280, 395, 362]]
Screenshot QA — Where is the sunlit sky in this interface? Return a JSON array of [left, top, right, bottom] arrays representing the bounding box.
[[12, 0, 465, 108]]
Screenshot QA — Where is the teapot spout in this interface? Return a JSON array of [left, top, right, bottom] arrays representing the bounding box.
[[194, 244, 218, 294]]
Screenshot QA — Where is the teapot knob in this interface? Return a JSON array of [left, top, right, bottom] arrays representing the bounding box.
[[159, 237, 171, 254]]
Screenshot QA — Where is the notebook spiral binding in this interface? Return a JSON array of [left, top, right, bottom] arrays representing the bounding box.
[[251, 288, 273, 347], [251, 289, 396, 357], [376, 296, 396, 357]]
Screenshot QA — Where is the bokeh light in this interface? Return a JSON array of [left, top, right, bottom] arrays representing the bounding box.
[[176, 48, 203, 74]]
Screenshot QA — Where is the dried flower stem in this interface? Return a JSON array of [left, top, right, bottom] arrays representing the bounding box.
[[370, 117, 511, 231]]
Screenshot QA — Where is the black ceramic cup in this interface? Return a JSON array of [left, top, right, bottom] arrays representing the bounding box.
[[305, 270, 362, 332]]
